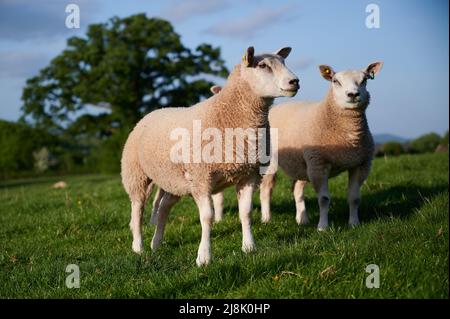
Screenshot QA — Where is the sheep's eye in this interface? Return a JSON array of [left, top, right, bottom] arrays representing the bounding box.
[[258, 62, 267, 69], [332, 78, 340, 86]]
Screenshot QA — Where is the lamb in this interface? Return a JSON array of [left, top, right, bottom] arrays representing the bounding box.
[[259, 61, 383, 230], [121, 46, 299, 266]]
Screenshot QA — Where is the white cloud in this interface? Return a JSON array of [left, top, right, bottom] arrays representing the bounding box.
[[162, 0, 229, 22], [205, 4, 298, 39]]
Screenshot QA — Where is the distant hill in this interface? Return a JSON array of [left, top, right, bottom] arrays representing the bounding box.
[[373, 134, 410, 144]]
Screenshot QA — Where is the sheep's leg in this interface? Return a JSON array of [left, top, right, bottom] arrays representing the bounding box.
[[347, 163, 370, 227], [308, 169, 330, 231], [151, 191, 180, 250], [149, 188, 165, 225], [128, 179, 151, 254], [260, 173, 276, 223], [151, 192, 180, 250], [130, 199, 145, 253], [212, 192, 224, 223], [193, 194, 214, 266], [237, 180, 257, 252], [293, 180, 308, 225]]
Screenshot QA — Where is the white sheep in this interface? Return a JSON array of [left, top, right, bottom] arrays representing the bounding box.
[[259, 62, 383, 230], [148, 85, 224, 226], [121, 46, 299, 266]]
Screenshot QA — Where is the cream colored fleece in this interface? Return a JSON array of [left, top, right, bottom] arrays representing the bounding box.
[[121, 65, 273, 199], [269, 90, 374, 181]]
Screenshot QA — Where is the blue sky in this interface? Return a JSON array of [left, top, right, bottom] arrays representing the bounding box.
[[0, 0, 448, 139]]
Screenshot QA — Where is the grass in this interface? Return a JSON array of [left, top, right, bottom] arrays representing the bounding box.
[[0, 153, 448, 298]]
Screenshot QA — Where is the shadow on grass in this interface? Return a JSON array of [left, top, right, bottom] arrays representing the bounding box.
[[130, 182, 448, 261], [146, 249, 312, 298], [269, 183, 449, 227]]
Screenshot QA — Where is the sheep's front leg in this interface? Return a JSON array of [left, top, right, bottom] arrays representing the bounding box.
[[193, 194, 214, 266], [308, 168, 331, 231], [151, 192, 179, 250], [212, 192, 224, 223], [237, 181, 257, 252], [260, 174, 276, 223], [347, 163, 370, 227], [293, 180, 308, 225]]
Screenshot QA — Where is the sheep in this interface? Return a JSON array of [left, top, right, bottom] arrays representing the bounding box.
[[259, 61, 383, 230], [121, 46, 300, 266], [149, 85, 224, 226]]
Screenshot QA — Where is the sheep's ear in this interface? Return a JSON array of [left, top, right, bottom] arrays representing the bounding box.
[[242, 46, 255, 67], [210, 85, 222, 94], [319, 65, 335, 81], [274, 47, 292, 59], [364, 61, 383, 80]]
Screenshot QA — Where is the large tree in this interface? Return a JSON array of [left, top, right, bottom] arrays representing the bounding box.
[[21, 14, 228, 137]]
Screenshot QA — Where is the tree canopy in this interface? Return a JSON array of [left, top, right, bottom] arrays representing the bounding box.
[[21, 14, 228, 137]]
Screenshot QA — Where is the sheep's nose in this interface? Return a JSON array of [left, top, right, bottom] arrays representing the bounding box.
[[289, 78, 300, 89], [347, 91, 360, 98]]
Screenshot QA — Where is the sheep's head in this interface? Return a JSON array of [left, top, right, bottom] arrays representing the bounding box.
[[319, 61, 383, 110], [240, 46, 300, 98]]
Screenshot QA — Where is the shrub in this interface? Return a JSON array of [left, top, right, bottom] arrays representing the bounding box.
[[88, 129, 129, 173], [0, 120, 57, 178], [440, 131, 449, 146], [410, 132, 442, 154], [381, 142, 405, 156]]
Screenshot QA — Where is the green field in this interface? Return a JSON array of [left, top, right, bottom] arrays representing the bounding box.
[[0, 153, 448, 298]]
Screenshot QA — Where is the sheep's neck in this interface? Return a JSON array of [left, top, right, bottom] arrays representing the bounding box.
[[212, 69, 272, 129], [320, 91, 372, 147]]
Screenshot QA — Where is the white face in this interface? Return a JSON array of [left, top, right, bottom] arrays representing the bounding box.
[[240, 47, 300, 98], [319, 61, 383, 110], [331, 70, 370, 109]]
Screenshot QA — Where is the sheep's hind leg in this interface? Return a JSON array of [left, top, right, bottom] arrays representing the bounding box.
[[212, 192, 224, 223], [237, 179, 257, 252], [149, 188, 165, 225], [347, 163, 370, 227], [260, 173, 276, 223], [151, 192, 180, 250], [129, 180, 150, 253], [308, 168, 331, 231], [193, 194, 214, 266], [293, 180, 309, 225]]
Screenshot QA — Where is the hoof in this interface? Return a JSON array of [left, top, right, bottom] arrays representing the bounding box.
[[261, 214, 271, 224], [196, 252, 211, 267], [132, 240, 143, 253], [151, 237, 162, 251], [296, 214, 309, 225], [242, 241, 256, 253], [349, 220, 360, 228]]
